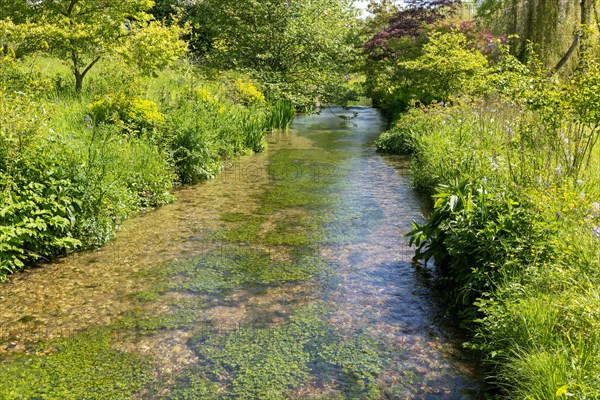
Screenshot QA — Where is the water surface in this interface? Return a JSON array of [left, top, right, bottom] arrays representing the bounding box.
[[0, 107, 484, 399]]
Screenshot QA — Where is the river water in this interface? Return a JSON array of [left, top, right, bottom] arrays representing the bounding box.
[[0, 107, 484, 399]]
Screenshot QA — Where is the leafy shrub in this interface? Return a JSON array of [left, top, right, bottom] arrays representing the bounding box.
[[398, 30, 491, 102], [170, 124, 221, 183], [88, 92, 165, 135], [375, 126, 415, 155], [45, 124, 175, 247], [0, 48, 52, 95], [375, 106, 438, 154], [193, 87, 222, 109], [0, 57, 276, 281], [233, 78, 266, 105], [409, 180, 556, 307], [0, 170, 81, 279], [0, 92, 45, 173], [161, 78, 270, 183]]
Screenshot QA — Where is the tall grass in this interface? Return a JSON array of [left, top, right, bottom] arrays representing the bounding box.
[[383, 99, 600, 398], [265, 100, 295, 130]]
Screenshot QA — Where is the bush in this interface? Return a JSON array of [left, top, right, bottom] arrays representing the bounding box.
[[88, 92, 165, 136], [399, 92, 600, 399], [399, 30, 491, 102], [233, 78, 266, 106], [409, 180, 556, 307], [0, 170, 81, 278], [158, 77, 270, 184], [0, 85, 176, 278], [0, 57, 276, 281], [375, 106, 438, 155]]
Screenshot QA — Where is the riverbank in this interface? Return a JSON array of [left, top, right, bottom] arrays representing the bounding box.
[[0, 55, 293, 281], [377, 98, 600, 397]]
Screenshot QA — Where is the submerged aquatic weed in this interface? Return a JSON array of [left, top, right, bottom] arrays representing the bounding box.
[[117, 299, 205, 333], [186, 304, 386, 399], [160, 244, 326, 295], [0, 330, 152, 399]]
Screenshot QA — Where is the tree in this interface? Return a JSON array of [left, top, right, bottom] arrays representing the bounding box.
[[0, 0, 187, 92], [398, 30, 490, 101], [359, 0, 402, 43], [362, 0, 458, 111], [191, 0, 360, 109], [476, 0, 598, 71], [365, 0, 459, 59]]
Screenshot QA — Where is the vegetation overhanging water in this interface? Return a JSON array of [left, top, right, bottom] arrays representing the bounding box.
[[0, 107, 484, 399]]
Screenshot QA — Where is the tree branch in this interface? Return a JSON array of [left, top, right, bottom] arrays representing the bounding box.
[[555, 0, 587, 72], [81, 56, 102, 79]]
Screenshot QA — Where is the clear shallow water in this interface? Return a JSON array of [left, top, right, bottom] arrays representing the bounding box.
[[0, 107, 485, 399]]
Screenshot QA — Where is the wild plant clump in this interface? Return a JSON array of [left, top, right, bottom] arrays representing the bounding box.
[[370, 11, 600, 397], [0, 57, 288, 280]]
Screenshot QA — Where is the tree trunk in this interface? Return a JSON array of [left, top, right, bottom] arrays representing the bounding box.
[[555, 0, 589, 72], [75, 71, 84, 93], [72, 55, 101, 93]]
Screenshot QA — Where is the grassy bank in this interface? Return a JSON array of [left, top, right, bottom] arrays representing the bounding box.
[[372, 31, 600, 397], [0, 54, 294, 281]]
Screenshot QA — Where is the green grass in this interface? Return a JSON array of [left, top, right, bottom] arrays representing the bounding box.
[[382, 99, 600, 398]]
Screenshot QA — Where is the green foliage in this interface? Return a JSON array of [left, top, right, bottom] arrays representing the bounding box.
[[0, 0, 187, 91], [0, 61, 175, 277], [0, 330, 152, 399], [242, 113, 268, 153], [191, 0, 360, 109], [0, 170, 81, 278], [0, 52, 283, 280], [116, 19, 189, 77], [232, 78, 266, 106], [489, 45, 600, 181], [0, 49, 51, 94], [399, 31, 491, 102], [88, 93, 165, 136], [264, 100, 296, 131], [375, 107, 434, 154], [389, 38, 600, 397], [409, 180, 555, 307], [42, 123, 175, 248], [364, 28, 492, 116], [161, 79, 268, 183], [476, 0, 597, 71], [364, 13, 600, 395]]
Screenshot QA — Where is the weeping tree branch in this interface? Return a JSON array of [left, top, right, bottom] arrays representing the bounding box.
[[555, 0, 589, 72]]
